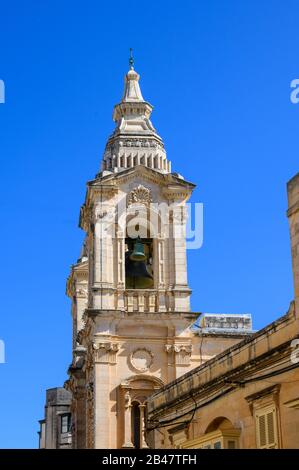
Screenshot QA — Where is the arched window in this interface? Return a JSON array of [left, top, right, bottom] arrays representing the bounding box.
[[121, 376, 164, 449], [181, 417, 241, 449], [131, 401, 141, 448]]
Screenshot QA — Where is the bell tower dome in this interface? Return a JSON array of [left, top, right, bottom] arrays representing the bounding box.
[[101, 59, 171, 174]]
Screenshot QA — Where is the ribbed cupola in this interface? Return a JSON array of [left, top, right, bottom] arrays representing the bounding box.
[[100, 61, 171, 174]]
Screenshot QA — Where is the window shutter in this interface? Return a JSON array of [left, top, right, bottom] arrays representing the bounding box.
[[255, 406, 278, 449], [227, 440, 236, 449], [258, 415, 267, 447], [266, 410, 275, 448]]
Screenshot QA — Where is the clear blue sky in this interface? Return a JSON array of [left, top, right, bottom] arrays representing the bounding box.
[[0, 0, 298, 448]]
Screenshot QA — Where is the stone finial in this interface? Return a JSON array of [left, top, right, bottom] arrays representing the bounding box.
[[122, 67, 144, 103], [129, 47, 134, 70]]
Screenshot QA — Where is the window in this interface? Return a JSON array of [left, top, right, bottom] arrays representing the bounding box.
[[181, 429, 240, 449], [131, 402, 141, 449], [196, 435, 223, 449], [213, 441, 221, 449], [61, 414, 71, 434], [255, 406, 278, 449]]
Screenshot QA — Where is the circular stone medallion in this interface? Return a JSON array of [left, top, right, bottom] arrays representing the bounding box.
[[130, 349, 153, 372]]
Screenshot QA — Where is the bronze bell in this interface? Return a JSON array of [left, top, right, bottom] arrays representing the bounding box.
[[125, 251, 153, 289], [130, 237, 147, 262]]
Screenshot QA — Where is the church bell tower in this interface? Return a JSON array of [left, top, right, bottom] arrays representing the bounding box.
[[66, 57, 199, 449]]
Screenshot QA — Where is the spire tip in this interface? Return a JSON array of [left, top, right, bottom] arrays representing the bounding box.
[[129, 48, 134, 70]]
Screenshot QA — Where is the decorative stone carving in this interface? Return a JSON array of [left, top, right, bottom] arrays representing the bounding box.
[[84, 344, 94, 372], [96, 205, 115, 221], [79, 204, 92, 231], [127, 184, 152, 207], [163, 188, 191, 202], [86, 381, 95, 449], [92, 186, 118, 200], [165, 344, 173, 354], [93, 342, 119, 363], [124, 390, 131, 408], [117, 138, 163, 149], [165, 344, 192, 354], [165, 344, 192, 365], [76, 320, 91, 345], [86, 381, 94, 400], [93, 342, 120, 352], [175, 345, 192, 354], [130, 348, 153, 372], [76, 287, 88, 298]]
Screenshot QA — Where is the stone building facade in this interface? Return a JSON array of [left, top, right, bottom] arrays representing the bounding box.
[[39, 62, 254, 449], [38, 388, 72, 449], [146, 173, 299, 449]]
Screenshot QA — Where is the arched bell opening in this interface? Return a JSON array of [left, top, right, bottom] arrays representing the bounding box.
[[125, 211, 154, 289], [125, 237, 154, 289], [122, 205, 163, 290]]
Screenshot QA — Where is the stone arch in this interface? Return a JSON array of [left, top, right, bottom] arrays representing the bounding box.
[[126, 374, 164, 384], [205, 416, 235, 434], [120, 375, 164, 449], [117, 190, 168, 240], [121, 203, 163, 240], [197, 416, 241, 449], [122, 374, 164, 390]]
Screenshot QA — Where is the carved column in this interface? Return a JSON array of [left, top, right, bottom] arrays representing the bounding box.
[[122, 391, 134, 448], [139, 404, 149, 448], [157, 236, 166, 312], [93, 342, 119, 448], [92, 204, 115, 309], [170, 206, 190, 312], [116, 228, 125, 310], [172, 206, 188, 286]]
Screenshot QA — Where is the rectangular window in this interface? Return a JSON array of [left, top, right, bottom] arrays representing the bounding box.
[[61, 414, 71, 434], [182, 430, 240, 449], [213, 441, 222, 449]]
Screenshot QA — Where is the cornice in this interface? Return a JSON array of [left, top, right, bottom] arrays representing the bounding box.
[[147, 339, 296, 419], [85, 308, 198, 321], [78, 166, 195, 231], [89, 165, 195, 189]]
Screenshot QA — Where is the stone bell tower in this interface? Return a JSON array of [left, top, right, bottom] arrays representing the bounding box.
[[65, 59, 251, 449]]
